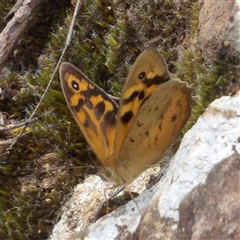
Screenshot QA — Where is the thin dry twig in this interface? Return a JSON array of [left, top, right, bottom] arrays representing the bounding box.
[[0, 118, 38, 131], [5, 0, 83, 152]]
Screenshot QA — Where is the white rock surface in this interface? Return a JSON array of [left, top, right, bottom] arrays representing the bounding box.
[[50, 165, 161, 240]]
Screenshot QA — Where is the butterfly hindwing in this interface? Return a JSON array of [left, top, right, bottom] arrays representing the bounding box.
[[60, 62, 118, 164], [118, 79, 192, 181]]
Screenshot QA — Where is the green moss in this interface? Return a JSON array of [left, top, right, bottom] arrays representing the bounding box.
[[175, 49, 238, 132], [190, 2, 199, 36]]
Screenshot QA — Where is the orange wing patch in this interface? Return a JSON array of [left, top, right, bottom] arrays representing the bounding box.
[[60, 63, 118, 163]]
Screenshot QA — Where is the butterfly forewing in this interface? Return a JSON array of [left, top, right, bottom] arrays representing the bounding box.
[[60, 62, 118, 164], [114, 48, 171, 157]]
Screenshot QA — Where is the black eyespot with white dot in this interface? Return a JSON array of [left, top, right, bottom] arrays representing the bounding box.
[[72, 80, 79, 90], [171, 114, 178, 122], [138, 72, 146, 80]]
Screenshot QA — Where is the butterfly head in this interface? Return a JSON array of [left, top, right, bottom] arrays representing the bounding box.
[[97, 166, 129, 187]]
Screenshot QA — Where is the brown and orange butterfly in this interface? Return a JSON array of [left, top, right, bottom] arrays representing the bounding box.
[[59, 47, 192, 187]]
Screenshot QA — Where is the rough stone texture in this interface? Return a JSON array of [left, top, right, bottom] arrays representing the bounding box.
[[49, 96, 240, 240], [177, 153, 240, 240], [137, 199, 177, 240], [132, 96, 240, 240], [50, 166, 161, 240], [198, 0, 240, 61]]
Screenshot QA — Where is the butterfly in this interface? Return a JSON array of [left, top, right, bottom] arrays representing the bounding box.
[[59, 47, 192, 187]]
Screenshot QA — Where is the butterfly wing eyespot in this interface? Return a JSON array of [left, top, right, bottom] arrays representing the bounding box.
[[72, 80, 80, 90], [138, 72, 146, 80], [171, 114, 178, 122]]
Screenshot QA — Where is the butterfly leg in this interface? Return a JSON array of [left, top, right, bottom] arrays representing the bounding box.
[[91, 186, 125, 223]]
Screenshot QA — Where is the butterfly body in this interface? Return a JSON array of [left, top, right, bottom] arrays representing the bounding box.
[[60, 48, 192, 187]]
